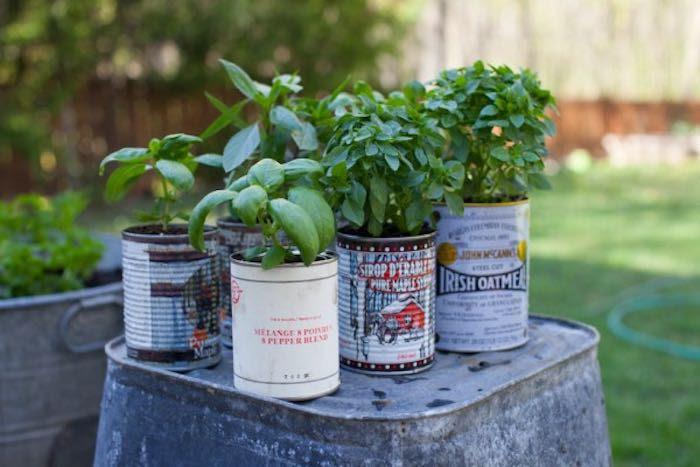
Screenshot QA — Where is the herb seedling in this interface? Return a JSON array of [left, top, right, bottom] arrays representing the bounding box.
[[99, 133, 209, 232], [189, 158, 333, 269], [321, 81, 465, 237], [0, 192, 103, 298], [425, 61, 557, 202]]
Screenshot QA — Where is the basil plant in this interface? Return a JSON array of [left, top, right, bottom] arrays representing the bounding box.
[[99, 133, 209, 231], [321, 81, 465, 237], [195, 60, 350, 188], [188, 158, 334, 269], [424, 61, 557, 202]]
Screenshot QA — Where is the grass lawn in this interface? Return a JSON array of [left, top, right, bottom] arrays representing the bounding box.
[[530, 161, 700, 466], [87, 161, 700, 465]]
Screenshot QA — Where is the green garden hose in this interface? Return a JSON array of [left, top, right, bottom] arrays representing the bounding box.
[[607, 292, 700, 361]]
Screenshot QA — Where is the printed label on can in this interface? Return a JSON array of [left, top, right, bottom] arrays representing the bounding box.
[[435, 202, 529, 351], [218, 225, 264, 348], [232, 260, 340, 399], [337, 235, 435, 374], [122, 236, 221, 366]]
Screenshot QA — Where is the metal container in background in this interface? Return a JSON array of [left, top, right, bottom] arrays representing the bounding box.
[[434, 201, 530, 352], [122, 225, 221, 371], [216, 218, 264, 349], [231, 252, 340, 400], [94, 316, 611, 466], [0, 234, 123, 467], [336, 230, 436, 375]]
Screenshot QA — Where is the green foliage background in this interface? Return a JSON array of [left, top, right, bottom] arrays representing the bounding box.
[[0, 0, 404, 167]]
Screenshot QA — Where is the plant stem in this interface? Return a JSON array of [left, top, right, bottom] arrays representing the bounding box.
[[160, 176, 170, 232]]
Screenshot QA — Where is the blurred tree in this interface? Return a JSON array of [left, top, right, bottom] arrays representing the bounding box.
[[0, 0, 405, 185]]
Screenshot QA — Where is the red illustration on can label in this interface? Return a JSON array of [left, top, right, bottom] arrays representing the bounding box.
[[337, 235, 436, 374]]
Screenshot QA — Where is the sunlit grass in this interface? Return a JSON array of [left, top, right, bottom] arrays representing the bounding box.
[[530, 160, 700, 466]]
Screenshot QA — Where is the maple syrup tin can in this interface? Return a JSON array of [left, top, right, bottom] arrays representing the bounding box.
[[122, 225, 221, 371], [434, 200, 530, 352], [216, 218, 264, 348], [231, 252, 340, 401], [336, 230, 436, 375]]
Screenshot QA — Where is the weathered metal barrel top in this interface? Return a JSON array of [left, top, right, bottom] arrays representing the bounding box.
[[96, 316, 611, 466]]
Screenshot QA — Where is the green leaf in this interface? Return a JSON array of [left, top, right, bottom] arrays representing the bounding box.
[[273, 74, 303, 93], [490, 147, 510, 162], [219, 59, 259, 101], [405, 199, 431, 233], [194, 154, 223, 168], [282, 158, 323, 180], [228, 175, 250, 191], [104, 163, 150, 202], [161, 133, 202, 146], [341, 199, 364, 227], [528, 172, 552, 190], [479, 105, 499, 118], [155, 159, 195, 192], [262, 245, 287, 269], [269, 199, 320, 266], [427, 181, 444, 199], [247, 159, 285, 192], [234, 185, 268, 226], [200, 96, 247, 139], [291, 122, 318, 151], [384, 154, 400, 171], [369, 175, 389, 223], [443, 190, 464, 216], [510, 114, 525, 128], [349, 181, 367, 206], [223, 123, 260, 172], [270, 106, 303, 131], [99, 148, 149, 175], [288, 186, 335, 249], [188, 190, 238, 251]]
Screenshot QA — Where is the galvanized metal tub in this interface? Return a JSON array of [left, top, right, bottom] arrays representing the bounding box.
[[336, 230, 436, 375], [94, 316, 611, 466], [230, 252, 340, 400], [0, 234, 123, 467], [216, 218, 264, 348], [122, 225, 221, 371], [435, 201, 530, 352]]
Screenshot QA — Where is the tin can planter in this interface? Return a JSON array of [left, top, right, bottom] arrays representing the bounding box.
[[231, 252, 339, 401], [216, 218, 264, 348], [336, 230, 436, 375], [122, 225, 221, 371], [434, 200, 530, 352]]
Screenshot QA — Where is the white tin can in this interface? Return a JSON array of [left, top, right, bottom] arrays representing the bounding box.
[[336, 231, 436, 374], [434, 201, 530, 352], [231, 252, 340, 401]]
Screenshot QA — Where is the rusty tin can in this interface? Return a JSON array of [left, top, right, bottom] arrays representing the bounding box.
[[121, 225, 221, 371], [336, 230, 436, 374], [231, 252, 340, 400], [434, 200, 529, 352], [216, 218, 264, 348]]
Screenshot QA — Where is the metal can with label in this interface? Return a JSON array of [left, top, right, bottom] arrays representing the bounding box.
[[337, 230, 436, 374], [434, 200, 529, 352], [216, 218, 264, 348], [122, 225, 221, 371], [231, 252, 340, 401]]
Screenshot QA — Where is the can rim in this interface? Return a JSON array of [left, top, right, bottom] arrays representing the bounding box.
[[122, 224, 217, 244], [230, 250, 338, 268], [216, 217, 260, 231], [434, 198, 529, 208], [336, 229, 436, 243]]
